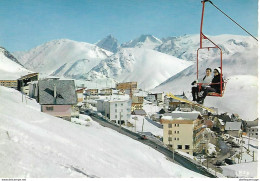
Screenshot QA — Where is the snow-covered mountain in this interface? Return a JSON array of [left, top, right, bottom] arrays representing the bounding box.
[[121, 34, 162, 49], [13, 39, 113, 79], [0, 86, 204, 178], [95, 34, 119, 53], [156, 34, 257, 62], [0, 47, 32, 80], [153, 34, 258, 120], [86, 47, 193, 90]]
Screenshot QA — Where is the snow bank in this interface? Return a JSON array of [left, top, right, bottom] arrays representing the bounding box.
[[0, 86, 204, 178]]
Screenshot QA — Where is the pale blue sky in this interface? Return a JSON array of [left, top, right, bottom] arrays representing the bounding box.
[[0, 0, 258, 52]]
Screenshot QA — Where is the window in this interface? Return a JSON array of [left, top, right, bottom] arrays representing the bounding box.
[[174, 137, 176, 140], [177, 131, 179, 134], [168, 130, 172, 134], [46, 106, 53, 111], [115, 115, 117, 118], [121, 103, 124, 106], [168, 137, 172, 141], [177, 124, 179, 127], [177, 145, 182, 149], [185, 145, 190, 150], [174, 131, 176, 134], [115, 109, 117, 112], [177, 138, 179, 141], [168, 124, 172, 128], [174, 124, 177, 127], [115, 104, 117, 107]]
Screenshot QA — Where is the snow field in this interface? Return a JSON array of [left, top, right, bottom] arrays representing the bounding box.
[[0, 86, 205, 178]]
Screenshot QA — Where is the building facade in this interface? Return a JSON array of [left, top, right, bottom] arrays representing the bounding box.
[[97, 97, 132, 125], [0, 80, 18, 89], [161, 111, 205, 155], [116, 82, 137, 90]]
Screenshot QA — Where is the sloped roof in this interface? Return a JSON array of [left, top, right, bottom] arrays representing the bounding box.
[[38, 79, 77, 105], [133, 109, 147, 115], [164, 111, 200, 120], [225, 122, 242, 131], [245, 120, 258, 128]]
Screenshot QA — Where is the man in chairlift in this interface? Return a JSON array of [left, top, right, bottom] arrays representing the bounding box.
[[191, 68, 212, 102], [197, 67, 224, 104]]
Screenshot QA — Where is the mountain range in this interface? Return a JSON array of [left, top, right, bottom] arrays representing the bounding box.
[[1, 34, 258, 120]]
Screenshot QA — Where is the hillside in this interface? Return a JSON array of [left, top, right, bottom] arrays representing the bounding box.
[[0, 47, 32, 80], [0, 86, 204, 178], [86, 47, 193, 90], [13, 39, 113, 79]]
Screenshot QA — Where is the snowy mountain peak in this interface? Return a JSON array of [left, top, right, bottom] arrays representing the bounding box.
[[0, 47, 32, 80], [13, 39, 113, 79], [96, 34, 119, 53], [0, 46, 23, 66], [121, 34, 162, 49]]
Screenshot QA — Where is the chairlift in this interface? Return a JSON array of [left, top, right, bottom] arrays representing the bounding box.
[[197, 0, 258, 97]]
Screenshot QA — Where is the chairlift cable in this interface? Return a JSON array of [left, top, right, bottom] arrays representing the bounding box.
[[207, 0, 258, 41]]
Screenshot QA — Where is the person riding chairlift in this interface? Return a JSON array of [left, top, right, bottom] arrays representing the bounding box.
[[197, 67, 224, 104], [191, 68, 212, 102]]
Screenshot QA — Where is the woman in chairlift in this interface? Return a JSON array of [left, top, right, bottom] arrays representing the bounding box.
[[197, 67, 224, 104]]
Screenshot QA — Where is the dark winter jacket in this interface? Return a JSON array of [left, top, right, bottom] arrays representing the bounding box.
[[210, 74, 224, 93]]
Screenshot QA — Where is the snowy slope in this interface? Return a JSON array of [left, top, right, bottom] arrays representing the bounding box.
[[0, 86, 205, 178], [122, 34, 162, 49], [13, 39, 113, 79], [86, 47, 193, 90], [153, 35, 258, 120], [0, 47, 32, 80]]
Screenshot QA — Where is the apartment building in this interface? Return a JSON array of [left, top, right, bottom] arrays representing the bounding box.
[[161, 111, 205, 155], [97, 96, 132, 125]]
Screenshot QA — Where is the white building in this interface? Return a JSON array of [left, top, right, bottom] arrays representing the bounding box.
[[146, 93, 164, 105], [97, 96, 132, 125]]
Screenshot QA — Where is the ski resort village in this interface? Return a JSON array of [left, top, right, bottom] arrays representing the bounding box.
[[0, 0, 258, 179]]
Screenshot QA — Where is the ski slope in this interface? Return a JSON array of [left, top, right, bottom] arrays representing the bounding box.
[[0, 86, 205, 178]]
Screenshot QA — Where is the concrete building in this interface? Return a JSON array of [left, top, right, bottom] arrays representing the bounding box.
[[146, 93, 164, 105], [247, 126, 258, 139], [131, 95, 144, 111], [161, 111, 205, 156], [97, 96, 132, 125]]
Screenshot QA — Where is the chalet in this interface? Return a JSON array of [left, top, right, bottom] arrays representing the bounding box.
[[38, 79, 77, 121], [225, 122, 242, 137]]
